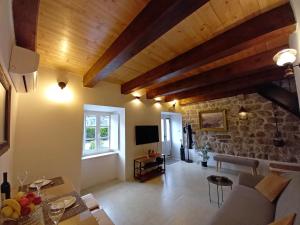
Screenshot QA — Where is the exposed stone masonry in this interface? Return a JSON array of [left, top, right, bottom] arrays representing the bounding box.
[[181, 93, 300, 163]]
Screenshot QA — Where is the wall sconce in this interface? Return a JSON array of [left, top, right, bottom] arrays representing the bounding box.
[[238, 95, 248, 120], [58, 81, 66, 89], [132, 95, 142, 105], [273, 48, 300, 77], [172, 99, 177, 109], [238, 106, 248, 120], [154, 97, 161, 103], [45, 81, 73, 103]]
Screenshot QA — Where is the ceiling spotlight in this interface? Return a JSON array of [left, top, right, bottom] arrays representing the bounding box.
[[273, 49, 297, 66], [273, 48, 299, 77]]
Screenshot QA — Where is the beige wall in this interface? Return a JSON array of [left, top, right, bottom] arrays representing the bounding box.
[[14, 67, 172, 190], [0, 0, 18, 183]]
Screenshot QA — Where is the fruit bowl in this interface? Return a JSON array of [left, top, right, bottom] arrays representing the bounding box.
[[1, 192, 44, 225], [18, 205, 44, 225]]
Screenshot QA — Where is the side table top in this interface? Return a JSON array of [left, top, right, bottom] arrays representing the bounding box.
[[207, 175, 233, 186]]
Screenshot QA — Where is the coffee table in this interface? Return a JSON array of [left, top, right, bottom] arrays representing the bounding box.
[[207, 175, 233, 208]]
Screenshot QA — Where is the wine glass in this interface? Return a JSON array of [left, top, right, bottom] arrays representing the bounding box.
[[48, 201, 65, 225], [17, 170, 29, 192], [33, 180, 44, 197]]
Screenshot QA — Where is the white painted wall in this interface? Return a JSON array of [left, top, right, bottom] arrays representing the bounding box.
[[0, 0, 19, 184], [80, 154, 118, 190], [123, 100, 167, 180], [13, 67, 171, 190]]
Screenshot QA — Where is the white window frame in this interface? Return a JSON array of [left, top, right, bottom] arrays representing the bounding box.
[[83, 111, 113, 157]]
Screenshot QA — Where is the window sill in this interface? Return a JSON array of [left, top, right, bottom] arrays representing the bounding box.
[[82, 151, 119, 160]]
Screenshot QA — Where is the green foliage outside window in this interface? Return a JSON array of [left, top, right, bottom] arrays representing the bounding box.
[[100, 127, 108, 138], [86, 127, 95, 139], [89, 140, 96, 150]]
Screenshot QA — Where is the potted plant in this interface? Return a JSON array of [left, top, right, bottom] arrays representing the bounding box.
[[199, 143, 211, 167]]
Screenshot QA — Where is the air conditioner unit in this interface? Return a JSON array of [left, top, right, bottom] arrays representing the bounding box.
[[9, 46, 40, 93]]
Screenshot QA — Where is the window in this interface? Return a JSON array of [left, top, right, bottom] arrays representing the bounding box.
[[161, 118, 171, 142], [161, 119, 165, 142], [83, 112, 118, 157], [166, 118, 171, 141]]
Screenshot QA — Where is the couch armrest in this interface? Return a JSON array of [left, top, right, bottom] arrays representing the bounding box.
[[238, 172, 264, 188]]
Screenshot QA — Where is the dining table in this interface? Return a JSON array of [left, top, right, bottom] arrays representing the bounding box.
[[8, 177, 104, 225], [41, 177, 98, 225]]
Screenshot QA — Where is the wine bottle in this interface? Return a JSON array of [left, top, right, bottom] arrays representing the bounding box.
[[1, 172, 11, 201]]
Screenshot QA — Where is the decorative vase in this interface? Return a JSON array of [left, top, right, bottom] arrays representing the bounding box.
[[201, 161, 208, 167]]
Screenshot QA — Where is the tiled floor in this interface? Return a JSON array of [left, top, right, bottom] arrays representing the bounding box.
[[83, 161, 239, 225]]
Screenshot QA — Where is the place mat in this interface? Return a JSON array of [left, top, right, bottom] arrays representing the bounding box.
[[42, 191, 88, 225], [25, 177, 64, 191]]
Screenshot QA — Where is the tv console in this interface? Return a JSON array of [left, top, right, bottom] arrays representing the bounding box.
[[134, 154, 166, 182]]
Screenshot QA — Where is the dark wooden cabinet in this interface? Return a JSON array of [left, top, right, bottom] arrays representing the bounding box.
[[134, 154, 166, 182]]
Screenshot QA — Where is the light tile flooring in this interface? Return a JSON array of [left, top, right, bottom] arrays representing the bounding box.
[[83, 161, 239, 225]]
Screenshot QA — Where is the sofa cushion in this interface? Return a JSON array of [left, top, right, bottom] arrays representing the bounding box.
[[209, 185, 275, 225], [275, 174, 300, 225], [268, 214, 296, 225], [238, 172, 264, 188], [255, 174, 290, 202]]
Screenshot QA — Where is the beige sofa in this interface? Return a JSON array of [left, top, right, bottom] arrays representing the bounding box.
[[209, 173, 300, 225]]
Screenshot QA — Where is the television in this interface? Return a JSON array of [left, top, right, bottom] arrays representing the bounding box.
[[135, 125, 159, 145]]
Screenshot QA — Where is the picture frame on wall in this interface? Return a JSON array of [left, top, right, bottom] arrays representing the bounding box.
[[199, 110, 227, 132]]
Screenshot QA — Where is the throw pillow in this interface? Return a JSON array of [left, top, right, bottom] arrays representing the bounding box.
[[255, 174, 289, 202], [268, 214, 296, 225]]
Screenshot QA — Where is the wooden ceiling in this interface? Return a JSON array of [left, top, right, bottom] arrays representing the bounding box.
[[37, 0, 150, 75], [17, 0, 297, 105], [109, 0, 290, 84]]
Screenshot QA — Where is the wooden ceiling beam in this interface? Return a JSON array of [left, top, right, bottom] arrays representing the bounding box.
[[164, 67, 286, 102], [179, 88, 256, 106], [83, 0, 209, 87], [13, 0, 40, 51], [121, 3, 295, 94], [146, 46, 286, 99]]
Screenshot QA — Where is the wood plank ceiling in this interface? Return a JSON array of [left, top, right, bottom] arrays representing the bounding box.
[[36, 0, 296, 105]]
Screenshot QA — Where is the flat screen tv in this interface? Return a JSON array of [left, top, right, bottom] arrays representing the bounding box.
[[135, 125, 159, 145]]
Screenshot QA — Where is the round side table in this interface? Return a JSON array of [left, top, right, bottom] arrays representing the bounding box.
[[207, 175, 233, 208]]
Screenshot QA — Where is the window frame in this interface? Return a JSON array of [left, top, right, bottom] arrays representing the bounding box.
[[83, 111, 113, 157]]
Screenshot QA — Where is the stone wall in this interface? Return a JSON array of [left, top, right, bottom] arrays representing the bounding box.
[[181, 93, 300, 163]]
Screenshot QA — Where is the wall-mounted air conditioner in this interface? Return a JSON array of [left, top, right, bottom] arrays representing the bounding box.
[[9, 46, 40, 93]]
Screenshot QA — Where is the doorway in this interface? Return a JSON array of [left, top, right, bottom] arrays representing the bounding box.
[[161, 117, 172, 157], [161, 112, 183, 161]]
